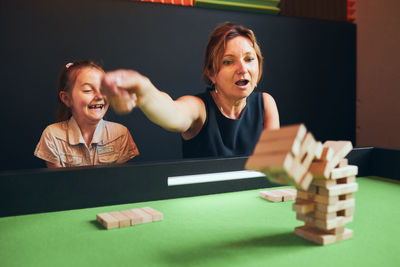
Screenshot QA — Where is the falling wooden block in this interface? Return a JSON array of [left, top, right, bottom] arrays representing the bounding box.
[[258, 124, 307, 144], [294, 225, 353, 245], [109, 211, 131, 228], [141, 207, 163, 222], [324, 141, 353, 172], [96, 213, 119, 230], [337, 158, 348, 167], [252, 136, 302, 156]]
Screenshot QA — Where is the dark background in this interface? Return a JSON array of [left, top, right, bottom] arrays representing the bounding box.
[[0, 0, 356, 171]]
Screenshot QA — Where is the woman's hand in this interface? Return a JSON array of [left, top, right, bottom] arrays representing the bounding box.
[[101, 70, 145, 114]]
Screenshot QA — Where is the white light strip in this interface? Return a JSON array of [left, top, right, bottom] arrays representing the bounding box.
[[168, 170, 266, 186]]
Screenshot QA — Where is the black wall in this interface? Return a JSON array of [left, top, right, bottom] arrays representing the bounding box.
[[0, 0, 356, 171]]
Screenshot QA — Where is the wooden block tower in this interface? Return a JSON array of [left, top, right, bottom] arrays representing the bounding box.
[[246, 124, 358, 245]]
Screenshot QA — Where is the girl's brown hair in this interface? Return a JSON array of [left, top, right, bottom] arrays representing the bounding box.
[[202, 22, 263, 86], [56, 60, 103, 122]]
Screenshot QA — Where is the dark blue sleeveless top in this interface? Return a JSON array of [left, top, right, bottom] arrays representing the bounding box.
[[182, 89, 265, 158]]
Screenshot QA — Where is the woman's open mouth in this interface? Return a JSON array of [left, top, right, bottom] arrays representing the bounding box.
[[235, 79, 249, 86]]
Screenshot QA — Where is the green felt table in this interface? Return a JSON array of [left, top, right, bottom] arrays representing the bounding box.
[[1, 177, 399, 267]]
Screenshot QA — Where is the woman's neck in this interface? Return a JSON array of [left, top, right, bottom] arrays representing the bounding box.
[[211, 89, 246, 119]]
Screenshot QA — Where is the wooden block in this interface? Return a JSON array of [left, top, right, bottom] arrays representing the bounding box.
[[131, 208, 153, 224], [295, 225, 353, 245], [314, 142, 323, 160], [258, 124, 307, 144], [252, 136, 302, 156], [337, 158, 348, 168], [324, 141, 353, 171], [296, 190, 315, 201], [96, 212, 119, 230], [330, 165, 358, 179], [314, 210, 337, 220], [318, 182, 358, 196], [314, 193, 354, 205], [141, 207, 163, 222], [259, 188, 296, 202], [311, 176, 356, 187], [120, 209, 143, 225], [109, 211, 131, 228], [326, 226, 345, 235], [309, 161, 330, 179], [320, 146, 334, 161], [298, 172, 313, 191], [292, 199, 315, 214], [245, 152, 293, 174], [296, 213, 353, 230], [259, 190, 282, 202], [314, 207, 355, 220], [316, 198, 355, 213]]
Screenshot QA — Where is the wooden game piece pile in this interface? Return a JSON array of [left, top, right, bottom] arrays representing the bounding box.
[[259, 188, 296, 202], [246, 124, 358, 245], [97, 207, 163, 230], [246, 124, 323, 190], [294, 141, 358, 245]]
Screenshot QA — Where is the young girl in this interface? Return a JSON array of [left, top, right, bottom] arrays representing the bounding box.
[[34, 60, 139, 167]]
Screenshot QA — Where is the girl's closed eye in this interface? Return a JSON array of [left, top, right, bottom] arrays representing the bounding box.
[[222, 60, 233, 65]]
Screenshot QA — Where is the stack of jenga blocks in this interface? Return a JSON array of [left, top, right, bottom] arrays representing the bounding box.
[[246, 124, 358, 245]]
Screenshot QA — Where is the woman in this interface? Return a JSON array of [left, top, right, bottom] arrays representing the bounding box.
[[34, 60, 139, 167], [101, 22, 279, 158]]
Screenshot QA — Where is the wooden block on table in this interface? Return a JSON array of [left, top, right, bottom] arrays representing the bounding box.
[[318, 182, 358, 196], [314, 192, 354, 205], [330, 165, 358, 179], [292, 199, 315, 214], [131, 208, 153, 224], [96, 212, 119, 230], [141, 207, 163, 222], [109, 211, 131, 228], [259, 188, 297, 202], [120, 209, 143, 225], [295, 225, 353, 245]]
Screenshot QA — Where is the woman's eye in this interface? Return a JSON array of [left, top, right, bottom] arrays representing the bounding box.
[[246, 57, 255, 62], [222, 60, 232, 65]]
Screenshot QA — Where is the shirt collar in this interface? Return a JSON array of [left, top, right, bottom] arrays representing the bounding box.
[[67, 117, 105, 145]]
